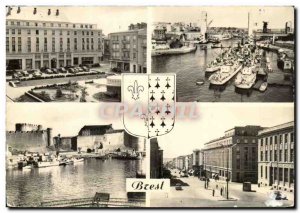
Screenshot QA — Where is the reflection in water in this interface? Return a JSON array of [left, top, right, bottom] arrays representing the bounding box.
[[6, 158, 140, 207], [152, 39, 294, 102]]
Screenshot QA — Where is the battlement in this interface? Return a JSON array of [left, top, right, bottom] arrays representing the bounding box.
[[15, 123, 44, 132]]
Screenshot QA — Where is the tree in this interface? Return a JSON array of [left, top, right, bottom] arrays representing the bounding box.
[[80, 87, 88, 102], [56, 88, 63, 98]]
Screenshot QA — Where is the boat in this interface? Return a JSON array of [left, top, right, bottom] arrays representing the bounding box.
[[209, 62, 243, 85], [152, 45, 197, 56], [36, 160, 60, 168], [196, 80, 205, 86], [23, 165, 33, 170], [205, 63, 221, 73], [235, 66, 257, 89], [259, 82, 268, 92], [72, 157, 84, 163]]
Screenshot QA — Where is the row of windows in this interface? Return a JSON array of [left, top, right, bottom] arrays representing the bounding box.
[[260, 148, 294, 162], [7, 29, 101, 36], [7, 37, 101, 53], [260, 166, 294, 184], [111, 35, 138, 41], [7, 21, 94, 29], [260, 132, 294, 147]]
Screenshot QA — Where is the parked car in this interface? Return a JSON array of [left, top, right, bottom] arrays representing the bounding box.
[[45, 69, 53, 74], [77, 67, 84, 72], [58, 67, 67, 73], [51, 68, 59, 74], [33, 70, 42, 77], [91, 63, 101, 67], [40, 67, 50, 72], [13, 71, 22, 79], [21, 70, 29, 77], [82, 66, 88, 71], [68, 68, 76, 74], [175, 183, 182, 191]]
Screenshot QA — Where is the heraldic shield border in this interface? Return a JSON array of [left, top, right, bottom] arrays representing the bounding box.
[[122, 73, 176, 139]]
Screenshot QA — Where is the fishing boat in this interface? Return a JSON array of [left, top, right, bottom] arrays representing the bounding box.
[[152, 45, 197, 56], [259, 82, 268, 92], [205, 63, 220, 73], [235, 66, 257, 89], [209, 62, 243, 85]]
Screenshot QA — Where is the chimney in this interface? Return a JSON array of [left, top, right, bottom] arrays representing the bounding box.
[[56, 9, 59, 16], [6, 6, 12, 16], [17, 6, 21, 14], [33, 7, 37, 15], [48, 9, 51, 15]]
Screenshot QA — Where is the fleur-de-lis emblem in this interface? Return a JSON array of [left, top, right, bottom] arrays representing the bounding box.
[[127, 80, 144, 100]]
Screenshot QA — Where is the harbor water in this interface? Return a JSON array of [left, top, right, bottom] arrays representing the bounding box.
[[152, 39, 294, 102], [6, 158, 141, 207]]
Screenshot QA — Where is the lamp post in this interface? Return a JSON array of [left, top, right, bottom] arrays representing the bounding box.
[[221, 143, 237, 200]]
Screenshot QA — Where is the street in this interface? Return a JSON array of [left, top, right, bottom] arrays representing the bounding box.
[[150, 170, 294, 208]]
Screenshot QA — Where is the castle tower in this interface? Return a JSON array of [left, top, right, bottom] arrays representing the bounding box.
[[47, 128, 53, 146]]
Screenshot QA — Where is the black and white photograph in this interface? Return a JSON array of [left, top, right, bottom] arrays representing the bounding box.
[[6, 103, 146, 207], [151, 7, 295, 102], [6, 6, 147, 102], [150, 104, 294, 207]]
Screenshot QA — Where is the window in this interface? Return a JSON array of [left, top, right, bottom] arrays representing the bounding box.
[[52, 38, 55, 52], [291, 132, 294, 142], [36, 37, 39, 52], [91, 31, 93, 36], [12, 29, 15, 35], [270, 150, 272, 161], [82, 31, 85, 36], [261, 166, 263, 178], [265, 166, 267, 179], [12, 37, 16, 52], [44, 30, 47, 35], [270, 137, 273, 145], [11, 21, 15, 25], [279, 150, 282, 162], [6, 29, 9, 35], [17, 37, 21, 51], [6, 37, 9, 52], [26, 22, 29, 26], [73, 24, 76, 28], [290, 148, 294, 162], [87, 31, 89, 36], [59, 38, 63, 52], [36, 30, 39, 35], [74, 38, 77, 50], [260, 151, 263, 161], [52, 30, 55, 36], [60, 30, 62, 36], [265, 151, 268, 161], [67, 31, 70, 35], [279, 135, 283, 144], [27, 29, 31, 35], [51, 23, 54, 27], [284, 149, 288, 162], [274, 150, 277, 161], [18, 29, 21, 35], [27, 37, 31, 52], [274, 135, 278, 145], [265, 137, 268, 146], [284, 134, 288, 143], [74, 31, 77, 36], [67, 38, 70, 51], [43, 23, 46, 27], [260, 139, 263, 146], [58, 24, 61, 27], [44, 38, 47, 52], [17, 22, 20, 26], [35, 22, 38, 27]]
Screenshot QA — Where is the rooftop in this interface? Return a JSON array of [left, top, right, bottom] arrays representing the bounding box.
[[258, 121, 294, 135]]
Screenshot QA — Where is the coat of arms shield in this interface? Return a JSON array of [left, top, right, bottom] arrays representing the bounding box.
[[122, 74, 176, 139]]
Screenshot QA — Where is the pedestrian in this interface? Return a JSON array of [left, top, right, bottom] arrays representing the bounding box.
[[212, 189, 215, 197], [220, 187, 223, 196], [216, 184, 218, 189]]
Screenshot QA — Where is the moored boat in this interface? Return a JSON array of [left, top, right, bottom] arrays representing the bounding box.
[[235, 66, 257, 89], [72, 157, 84, 163], [37, 160, 60, 168], [259, 82, 268, 92], [209, 62, 243, 85]]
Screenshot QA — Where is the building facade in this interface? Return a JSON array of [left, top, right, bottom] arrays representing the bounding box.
[[203, 126, 263, 183], [258, 121, 294, 192], [108, 23, 147, 73], [6, 8, 103, 71]]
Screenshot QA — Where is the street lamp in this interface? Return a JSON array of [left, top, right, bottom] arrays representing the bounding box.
[[221, 143, 237, 200]]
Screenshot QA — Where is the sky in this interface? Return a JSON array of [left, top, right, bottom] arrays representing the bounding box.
[[156, 103, 294, 158], [150, 6, 294, 29], [7, 6, 294, 35], [6, 103, 124, 137]]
